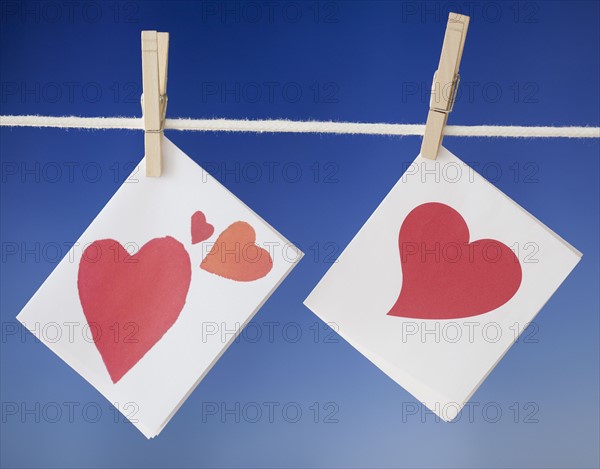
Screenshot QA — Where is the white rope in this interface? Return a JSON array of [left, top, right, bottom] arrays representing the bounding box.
[[1, 115, 599, 138]]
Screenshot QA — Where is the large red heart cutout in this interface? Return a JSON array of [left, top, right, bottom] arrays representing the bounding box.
[[77, 237, 191, 383], [387, 202, 522, 320], [201, 221, 273, 282]]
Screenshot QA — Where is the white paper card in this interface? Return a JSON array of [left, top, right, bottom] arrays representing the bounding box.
[[304, 146, 581, 421], [17, 137, 302, 438]]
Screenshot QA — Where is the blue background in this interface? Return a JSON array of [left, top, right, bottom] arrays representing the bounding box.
[[1, 1, 599, 467]]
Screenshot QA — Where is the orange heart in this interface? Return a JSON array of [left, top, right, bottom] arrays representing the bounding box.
[[201, 221, 273, 282]]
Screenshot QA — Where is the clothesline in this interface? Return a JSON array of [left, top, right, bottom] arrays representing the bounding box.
[[1, 115, 599, 138]]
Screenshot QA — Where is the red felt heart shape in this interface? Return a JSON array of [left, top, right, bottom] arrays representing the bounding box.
[[387, 202, 522, 320], [77, 237, 191, 383], [191, 211, 215, 244], [201, 221, 273, 282]]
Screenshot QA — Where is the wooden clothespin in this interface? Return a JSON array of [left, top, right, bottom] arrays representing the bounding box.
[[141, 31, 169, 177], [420, 13, 469, 159]]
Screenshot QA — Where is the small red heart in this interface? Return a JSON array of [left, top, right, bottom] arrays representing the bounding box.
[[201, 221, 273, 282], [191, 211, 215, 244], [387, 202, 522, 320], [77, 237, 191, 383]]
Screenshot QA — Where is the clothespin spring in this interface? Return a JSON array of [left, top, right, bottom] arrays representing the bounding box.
[[430, 71, 460, 114], [141, 93, 168, 133]]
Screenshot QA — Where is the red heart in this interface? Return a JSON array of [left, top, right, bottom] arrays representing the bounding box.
[[191, 211, 215, 244], [201, 221, 273, 282], [387, 202, 522, 320], [77, 237, 191, 383]]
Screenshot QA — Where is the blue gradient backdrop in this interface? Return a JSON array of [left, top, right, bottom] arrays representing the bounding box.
[[1, 1, 599, 468]]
